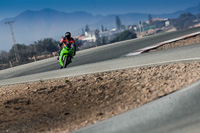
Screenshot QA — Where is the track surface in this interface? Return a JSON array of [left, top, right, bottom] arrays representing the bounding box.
[[1, 43, 200, 86], [1, 27, 200, 80]]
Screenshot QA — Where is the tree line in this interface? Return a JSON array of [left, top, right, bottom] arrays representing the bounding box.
[[0, 38, 59, 70], [173, 12, 199, 30], [148, 12, 200, 30]]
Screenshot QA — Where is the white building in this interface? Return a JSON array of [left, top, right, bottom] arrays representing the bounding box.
[[84, 31, 97, 42], [100, 28, 124, 37], [78, 28, 124, 42], [165, 21, 170, 27]]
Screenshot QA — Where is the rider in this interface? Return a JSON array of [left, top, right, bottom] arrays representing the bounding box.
[[57, 32, 76, 60]]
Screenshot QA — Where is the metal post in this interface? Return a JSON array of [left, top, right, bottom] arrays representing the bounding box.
[[33, 55, 36, 62], [9, 61, 12, 68], [5, 21, 19, 62], [138, 22, 142, 38]]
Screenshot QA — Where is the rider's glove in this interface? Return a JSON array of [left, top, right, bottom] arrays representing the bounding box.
[[71, 43, 74, 49], [58, 42, 63, 50]]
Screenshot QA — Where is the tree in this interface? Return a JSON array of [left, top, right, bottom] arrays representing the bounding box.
[[82, 29, 85, 35], [100, 36, 109, 45], [42, 38, 58, 53], [0, 51, 9, 64], [105, 27, 108, 31], [101, 25, 104, 32], [110, 30, 137, 43], [116, 16, 122, 30], [1, 38, 59, 69], [74, 38, 83, 50], [148, 14, 153, 25], [196, 13, 200, 21], [32, 38, 59, 56], [16, 44, 29, 62], [9, 45, 18, 62], [85, 24, 90, 32], [95, 29, 100, 46], [95, 29, 100, 38], [121, 24, 126, 30], [174, 12, 196, 30]]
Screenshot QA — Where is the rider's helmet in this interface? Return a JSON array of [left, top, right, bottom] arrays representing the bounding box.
[[65, 32, 71, 40]]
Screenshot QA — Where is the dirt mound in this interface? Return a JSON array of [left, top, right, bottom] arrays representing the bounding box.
[[149, 34, 200, 52]]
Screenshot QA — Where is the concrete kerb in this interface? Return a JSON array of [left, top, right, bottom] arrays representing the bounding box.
[[126, 31, 200, 56]]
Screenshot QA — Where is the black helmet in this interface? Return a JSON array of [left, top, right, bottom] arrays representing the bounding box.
[[65, 32, 71, 39]]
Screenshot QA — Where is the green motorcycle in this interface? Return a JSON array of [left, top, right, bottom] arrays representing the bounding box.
[[59, 44, 75, 68]]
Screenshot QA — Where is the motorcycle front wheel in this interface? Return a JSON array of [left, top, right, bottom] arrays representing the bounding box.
[[63, 56, 69, 68]]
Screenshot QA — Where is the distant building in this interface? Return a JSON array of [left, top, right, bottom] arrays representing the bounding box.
[[146, 18, 169, 24], [84, 30, 97, 42], [146, 17, 170, 29], [74, 35, 85, 40], [165, 20, 170, 27], [75, 31, 97, 42], [99, 31, 110, 37], [99, 28, 124, 37], [152, 18, 168, 22], [128, 25, 137, 31], [75, 28, 125, 42]]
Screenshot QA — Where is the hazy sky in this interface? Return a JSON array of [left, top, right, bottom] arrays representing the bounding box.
[[0, 0, 199, 21]]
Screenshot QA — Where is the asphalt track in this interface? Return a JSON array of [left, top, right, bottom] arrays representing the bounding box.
[[1, 42, 200, 86], [1, 26, 200, 80]]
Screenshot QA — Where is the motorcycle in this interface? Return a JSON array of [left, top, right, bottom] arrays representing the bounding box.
[[59, 44, 75, 68]]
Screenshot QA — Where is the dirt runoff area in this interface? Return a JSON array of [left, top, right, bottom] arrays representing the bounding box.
[[1, 61, 200, 133], [1, 33, 200, 133], [148, 34, 200, 52]]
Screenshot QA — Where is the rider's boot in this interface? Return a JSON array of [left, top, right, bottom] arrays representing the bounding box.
[[57, 50, 61, 60], [70, 57, 72, 63]]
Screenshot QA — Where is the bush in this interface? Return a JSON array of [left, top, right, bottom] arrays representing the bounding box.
[[174, 12, 196, 30], [110, 30, 137, 43]]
